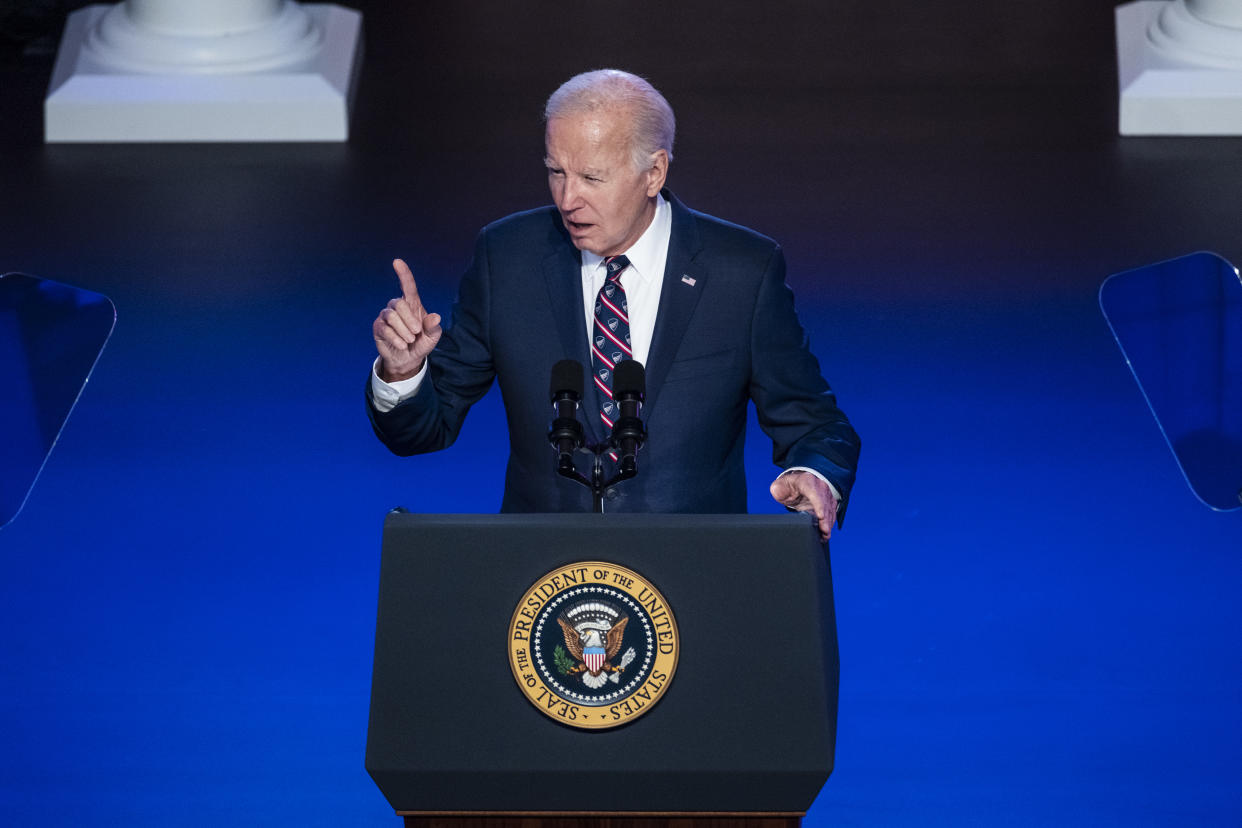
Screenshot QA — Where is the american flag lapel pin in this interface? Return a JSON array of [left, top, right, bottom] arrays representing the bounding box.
[[680, 274, 696, 287]]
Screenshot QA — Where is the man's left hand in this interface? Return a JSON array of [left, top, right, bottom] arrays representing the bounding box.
[[770, 470, 838, 542]]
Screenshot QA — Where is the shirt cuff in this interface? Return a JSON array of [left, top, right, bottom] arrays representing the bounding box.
[[370, 356, 427, 413], [779, 466, 843, 508]]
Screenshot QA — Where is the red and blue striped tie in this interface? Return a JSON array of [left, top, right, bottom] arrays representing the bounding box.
[[592, 255, 632, 457]]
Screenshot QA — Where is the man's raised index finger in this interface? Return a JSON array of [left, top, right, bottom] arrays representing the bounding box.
[[392, 258, 421, 305]]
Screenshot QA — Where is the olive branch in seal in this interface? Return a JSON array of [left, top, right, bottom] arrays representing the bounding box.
[[553, 645, 577, 676]]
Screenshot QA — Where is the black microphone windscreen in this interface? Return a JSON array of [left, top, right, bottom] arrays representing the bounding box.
[[613, 359, 646, 397], [550, 359, 584, 399]]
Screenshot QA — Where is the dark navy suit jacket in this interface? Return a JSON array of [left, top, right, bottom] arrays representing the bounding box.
[[367, 192, 860, 518]]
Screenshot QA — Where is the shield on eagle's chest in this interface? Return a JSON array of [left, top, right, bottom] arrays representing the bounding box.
[[584, 647, 605, 674]]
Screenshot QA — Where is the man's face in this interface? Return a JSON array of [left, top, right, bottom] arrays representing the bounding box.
[[545, 110, 668, 257]]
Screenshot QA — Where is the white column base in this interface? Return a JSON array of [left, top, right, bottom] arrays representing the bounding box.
[[44, 3, 362, 143], [1117, 1, 1242, 135]]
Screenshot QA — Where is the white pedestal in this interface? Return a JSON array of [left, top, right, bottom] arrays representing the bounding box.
[[1117, 0, 1242, 135], [45, 2, 363, 142]]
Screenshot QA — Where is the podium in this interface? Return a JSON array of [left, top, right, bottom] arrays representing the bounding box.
[[366, 513, 840, 828]]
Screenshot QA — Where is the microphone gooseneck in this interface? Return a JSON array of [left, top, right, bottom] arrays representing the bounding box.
[[610, 360, 647, 476], [546, 358, 647, 512], [548, 359, 584, 472]]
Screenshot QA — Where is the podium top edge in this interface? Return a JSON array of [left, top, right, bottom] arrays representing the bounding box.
[[394, 811, 807, 817], [382, 512, 815, 529]]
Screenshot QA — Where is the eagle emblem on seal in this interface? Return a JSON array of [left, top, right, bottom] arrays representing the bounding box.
[[555, 600, 637, 689]]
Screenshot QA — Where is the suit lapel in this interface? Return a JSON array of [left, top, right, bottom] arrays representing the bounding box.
[[643, 192, 705, 419], [541, 222, 610, 445], [541, 239, 585, 360]]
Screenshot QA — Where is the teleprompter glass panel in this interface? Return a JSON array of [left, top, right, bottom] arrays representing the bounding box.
[[0, 272, 115, 528], [1100, 252, 1242, 512]]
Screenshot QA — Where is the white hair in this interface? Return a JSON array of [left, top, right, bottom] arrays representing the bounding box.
[[544, 69, 676, 170]]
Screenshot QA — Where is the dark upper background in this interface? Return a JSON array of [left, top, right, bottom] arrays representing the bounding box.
[[1, 2, 1239, 826]]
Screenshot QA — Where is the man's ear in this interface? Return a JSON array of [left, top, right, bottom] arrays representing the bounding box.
[[645, 149, 669, 197]]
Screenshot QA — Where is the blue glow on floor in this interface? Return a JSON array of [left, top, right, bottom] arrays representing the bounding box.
[[1, 138, 1239, 826]]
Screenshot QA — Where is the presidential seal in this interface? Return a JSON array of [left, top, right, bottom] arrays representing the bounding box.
[[508, 561, 679, 730]]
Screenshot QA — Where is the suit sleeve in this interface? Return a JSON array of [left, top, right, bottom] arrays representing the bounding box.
[[366, 231, 497, 456], [748, 245, 861, 522]]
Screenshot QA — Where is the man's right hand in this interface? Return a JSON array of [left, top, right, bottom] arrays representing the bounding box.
[[373, 258, 442, 382]]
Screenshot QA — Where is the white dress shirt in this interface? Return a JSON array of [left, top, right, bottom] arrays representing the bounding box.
[[578, 193, 670, 368]]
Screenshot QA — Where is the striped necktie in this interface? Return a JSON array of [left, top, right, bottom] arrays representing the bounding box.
[[591, 255, 633, 455]]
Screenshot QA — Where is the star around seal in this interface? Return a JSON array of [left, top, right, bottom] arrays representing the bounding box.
[[508, 561, 679, 729]]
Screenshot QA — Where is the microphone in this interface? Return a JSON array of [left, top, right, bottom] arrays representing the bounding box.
[[610, 359, 647, 475], [548, 359, 585, 473]]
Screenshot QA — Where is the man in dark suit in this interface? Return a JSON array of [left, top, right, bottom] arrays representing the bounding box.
[[367, 70, 858, 540]]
